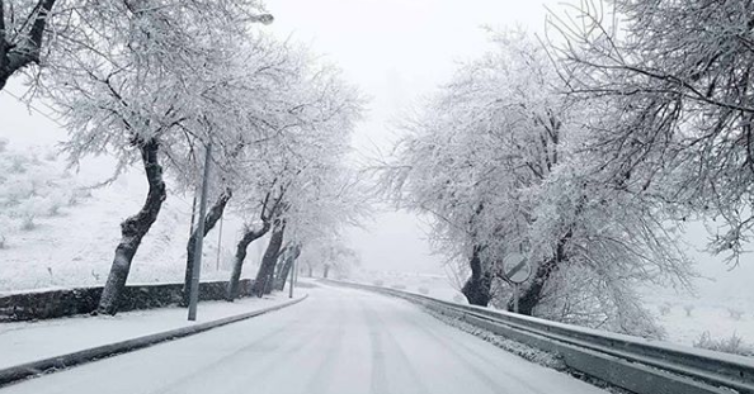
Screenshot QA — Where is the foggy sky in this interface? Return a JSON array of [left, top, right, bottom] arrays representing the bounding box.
[[265, 0, 561, 274]]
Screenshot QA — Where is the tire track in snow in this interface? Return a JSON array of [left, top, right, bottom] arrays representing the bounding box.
[[360, 297, 432, 394], [303, 293, 347, 394], [217, 296, 347, 394], [363, 298, 432, 394], [145, 305, 313, 394], [372, 300, 515, 394], [364, 303, 389, 394], [400, 301, 550, 394]]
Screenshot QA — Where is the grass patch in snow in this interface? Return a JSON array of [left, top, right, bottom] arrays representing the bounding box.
[[693, 331, 754, 357]]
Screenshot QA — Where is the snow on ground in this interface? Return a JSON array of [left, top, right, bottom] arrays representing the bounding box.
[[353, 265, 754, 353], [352, 270, 466, 303], [1, 286, 609, 394], [643, 291, 754, 348], [0, 293, 291, 369], [0, 148, 267, 294], [0, 86, 269, 294]]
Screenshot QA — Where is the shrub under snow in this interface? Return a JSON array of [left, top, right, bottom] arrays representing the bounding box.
[[0, 140, 87, 247], [693, 331, 754, 357]]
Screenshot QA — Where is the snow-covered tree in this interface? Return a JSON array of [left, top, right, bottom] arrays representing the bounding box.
[[549, 0, 754, 264], [40, 0, 270, 314], [1, 0, 268, 92], [220, 49, 364, 299], [277, 165, 370, 285], [180, 36, 311, 304], [0, 0, 55, 90], [384, 30, 692, 336], [298, 235, 360, 279]]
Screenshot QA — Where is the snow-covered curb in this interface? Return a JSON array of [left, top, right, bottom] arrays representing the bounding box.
[[421, 306, 565, 369], [0, 294, 308, 387]]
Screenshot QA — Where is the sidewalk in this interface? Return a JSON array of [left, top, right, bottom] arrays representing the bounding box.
[[0, 294, 298, 370]]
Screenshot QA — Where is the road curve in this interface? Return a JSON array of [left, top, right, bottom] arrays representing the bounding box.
[[1, 285, 607, 394]]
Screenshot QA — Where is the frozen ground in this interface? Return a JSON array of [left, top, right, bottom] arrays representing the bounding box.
[[1, 285, 608, 394], [0, 293, 290, 369], [644, 293, 754, 348], [0, 87, 268, 294], [0, 150, 267, 294]]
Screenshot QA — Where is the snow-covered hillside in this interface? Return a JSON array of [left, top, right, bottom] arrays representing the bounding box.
[[0, 143, 264, 294], [0, 83, 270, 294]]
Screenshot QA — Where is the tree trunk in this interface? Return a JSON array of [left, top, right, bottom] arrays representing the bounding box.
[[97, 139, 166, 315], [263, 260, 277, 295], [251, 218, 286, 297], [226, 221, 270, 301], [461, 245, 492, 306], [182, 188, 232, 306], [512, 230, 572, 315], [307, 265, 313, 277], [275, 245, 301, 291], [0, 0, 57, 91], [323, 264, 330, 279]]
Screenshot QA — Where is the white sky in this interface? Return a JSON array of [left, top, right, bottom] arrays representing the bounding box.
[[265, 0, 561, 274]]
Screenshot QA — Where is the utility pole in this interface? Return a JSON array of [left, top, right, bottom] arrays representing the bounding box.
[[188, 142, 212, 321], [288, 256, 295, 298], [216, 215, 224, 271], [187, 13, 272, 318]]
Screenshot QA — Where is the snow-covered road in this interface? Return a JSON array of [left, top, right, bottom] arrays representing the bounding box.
[[2, 285, 607, 394]]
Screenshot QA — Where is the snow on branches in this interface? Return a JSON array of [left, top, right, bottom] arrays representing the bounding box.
[[384, 29, 693, 337], [549, 0, 754, 264]]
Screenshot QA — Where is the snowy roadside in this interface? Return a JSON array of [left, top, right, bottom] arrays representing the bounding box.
[[0, 294, 295, 369], [421, 305, 634, 394]]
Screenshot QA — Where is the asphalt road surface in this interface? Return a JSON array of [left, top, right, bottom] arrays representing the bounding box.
[[2, 285, 608, 394]]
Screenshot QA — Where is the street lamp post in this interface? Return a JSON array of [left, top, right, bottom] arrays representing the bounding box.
[[188, 142, 212, 321], [288, 256, 295, 298], [186, 13, 273, 321]]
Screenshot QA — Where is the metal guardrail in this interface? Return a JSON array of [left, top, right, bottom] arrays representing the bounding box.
[[327, 280, 754, 394]]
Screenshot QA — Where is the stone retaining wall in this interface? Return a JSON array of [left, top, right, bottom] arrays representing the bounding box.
[[0, 279, 254, 322]]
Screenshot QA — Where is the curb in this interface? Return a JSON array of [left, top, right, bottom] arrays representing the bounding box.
[[0, 294, 308, 387]]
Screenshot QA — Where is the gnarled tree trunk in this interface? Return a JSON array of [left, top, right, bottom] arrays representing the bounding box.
[[251, 218, 285, 297], [226, 221, 270, 300], [0, 0, 56, 91], [512, 230, 572, 315], [461, 245, 492, 306], [97, 139, 166, 315], [182, 188, 232, 306]]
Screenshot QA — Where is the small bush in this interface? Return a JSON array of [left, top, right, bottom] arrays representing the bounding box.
[[48, 201, 63, 216], [694, 331, 754, 357], [728, 308, 744, 321], [658, 303, 671, 316], [20, 215, 36, 230], [418, 287, 430, 295], [683, 304, 694, 317]]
